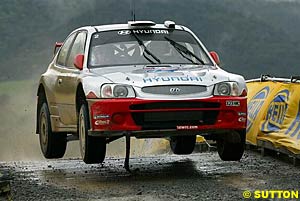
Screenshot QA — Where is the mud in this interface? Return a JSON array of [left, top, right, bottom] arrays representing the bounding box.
[[1, 150, 300, 201]]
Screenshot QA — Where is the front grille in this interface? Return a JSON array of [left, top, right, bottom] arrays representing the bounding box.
[[131, 111, 219, 130], [130, 101, 220, 110], [142, 85, 207, 95]]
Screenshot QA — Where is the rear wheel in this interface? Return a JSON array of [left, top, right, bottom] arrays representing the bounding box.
[[170, 135, 196, 155], [39, 103, 67, 158], [217, 130, 245, 161], [79, 104, 106, 164]]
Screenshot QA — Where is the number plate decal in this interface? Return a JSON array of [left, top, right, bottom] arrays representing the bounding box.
[[226, 100, 240, 107]]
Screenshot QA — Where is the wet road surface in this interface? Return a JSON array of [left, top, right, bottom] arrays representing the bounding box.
[[1, 150, 300, 201]]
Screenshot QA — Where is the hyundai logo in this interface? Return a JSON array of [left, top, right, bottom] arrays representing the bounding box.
[[169, 87, 181, 95], [118, 30, 131, 35]]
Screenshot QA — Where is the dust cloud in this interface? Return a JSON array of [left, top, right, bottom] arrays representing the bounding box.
[[0, 80, 169, 161], [0, 80, 43, 161]]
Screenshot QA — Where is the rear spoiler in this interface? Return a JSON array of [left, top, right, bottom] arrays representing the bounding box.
[[54, 42, 63, 55]]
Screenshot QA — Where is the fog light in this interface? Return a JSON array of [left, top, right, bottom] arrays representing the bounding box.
[[112, 114, 125, 124]]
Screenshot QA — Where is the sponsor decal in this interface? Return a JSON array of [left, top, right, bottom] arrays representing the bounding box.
[[118, 29, 169, 35], [238, 112, 247, 116], [261, 89, 289, 132], [143, 76, 203, 83], [177, 125, 199, 130], [143, 66, 179, 73], [226, 100, 240, 107], [247, 86, 270, 132], [238, 117, 247, 122], [285, 101, 300, 139], [95, 120, 110, 126], [93, 114, 110, 119]]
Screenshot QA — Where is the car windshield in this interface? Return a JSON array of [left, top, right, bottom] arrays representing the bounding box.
[[88, 29, 213, 68]]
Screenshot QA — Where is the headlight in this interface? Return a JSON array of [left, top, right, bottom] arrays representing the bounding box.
[[101, 84, 135, 98], [217, 83, 231, 95], [113, 85, 128, 97], [214, 82, 241, 96]]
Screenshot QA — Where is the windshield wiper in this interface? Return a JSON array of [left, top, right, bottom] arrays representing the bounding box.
[[164, 36, 205, 65], [132, 32, 161, 64]]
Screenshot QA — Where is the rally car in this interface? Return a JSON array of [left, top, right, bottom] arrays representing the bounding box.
[[36, 20, 247, 165]]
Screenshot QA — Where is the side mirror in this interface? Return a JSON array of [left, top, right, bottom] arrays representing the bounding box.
[[74, 54, 84, 70], [209, 51, 220, 65], [54, 42, 63, 55]]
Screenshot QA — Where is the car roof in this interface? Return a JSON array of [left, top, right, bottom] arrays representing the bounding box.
[[73, 21, 189, 34]]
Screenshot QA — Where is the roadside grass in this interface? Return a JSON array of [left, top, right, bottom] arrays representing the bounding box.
[[0, 79, 37, 96]]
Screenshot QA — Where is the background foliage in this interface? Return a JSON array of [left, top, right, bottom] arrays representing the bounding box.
[[1, 0, 300, 81]]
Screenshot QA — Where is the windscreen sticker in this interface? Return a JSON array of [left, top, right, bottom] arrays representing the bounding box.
[[143, 76, 203, 83], [118, 30, 169, 35]]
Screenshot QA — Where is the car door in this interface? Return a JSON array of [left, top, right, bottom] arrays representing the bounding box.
[[47, 32, 76, 128], [57, 31, 87, 126]]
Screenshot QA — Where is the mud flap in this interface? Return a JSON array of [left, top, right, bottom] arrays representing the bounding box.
[[124, 133, 131, 172]]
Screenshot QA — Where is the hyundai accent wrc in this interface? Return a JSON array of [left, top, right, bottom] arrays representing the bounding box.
[[36, 20, 247, 164]]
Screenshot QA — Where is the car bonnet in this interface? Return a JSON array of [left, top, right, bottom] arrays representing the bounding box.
[[89, 65, 232, 88]]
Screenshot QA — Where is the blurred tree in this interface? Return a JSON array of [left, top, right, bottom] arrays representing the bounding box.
[[0, 0, 300, 81]]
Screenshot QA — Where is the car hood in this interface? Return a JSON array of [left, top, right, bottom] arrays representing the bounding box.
[[89, 65, 240, 88]]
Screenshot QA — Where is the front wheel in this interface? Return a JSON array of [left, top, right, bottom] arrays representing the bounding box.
[[217, 130, 245, 161], [39, 103, 67, 158], [78, 104, 106, 164], [170, 135, 196, 155]]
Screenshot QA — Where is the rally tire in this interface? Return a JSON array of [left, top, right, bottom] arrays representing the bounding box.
[[79, 104, 106, 164], [217, 130, 245, 161], [170, 135, 196, 155], [39, 103, 67, 158]]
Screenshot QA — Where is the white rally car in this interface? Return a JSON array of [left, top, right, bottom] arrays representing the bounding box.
[[36, 21, 247, 166]]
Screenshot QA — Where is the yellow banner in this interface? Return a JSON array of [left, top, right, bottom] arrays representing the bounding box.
[[246, 81, 300, 154], [246, 82, 279, 144]]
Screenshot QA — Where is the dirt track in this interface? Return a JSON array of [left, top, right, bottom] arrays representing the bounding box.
[[1, 150, 299, 201]]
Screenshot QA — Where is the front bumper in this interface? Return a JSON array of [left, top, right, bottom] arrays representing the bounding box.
[[87, 97, 247, 137]]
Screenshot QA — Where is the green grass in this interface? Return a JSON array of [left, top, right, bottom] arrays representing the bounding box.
[[0, 80, 37, 95]]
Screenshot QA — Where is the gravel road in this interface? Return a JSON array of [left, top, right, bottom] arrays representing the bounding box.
[[1, 150, 300, 201]]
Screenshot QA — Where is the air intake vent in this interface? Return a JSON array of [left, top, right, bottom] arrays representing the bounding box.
[[142, 85, 207, 95]]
